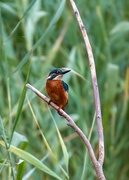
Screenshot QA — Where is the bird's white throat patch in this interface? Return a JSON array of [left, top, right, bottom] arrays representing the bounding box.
[[47, 74, 63, 80]]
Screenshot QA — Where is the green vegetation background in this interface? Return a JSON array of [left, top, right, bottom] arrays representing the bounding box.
[[0, 0, 129, 179]]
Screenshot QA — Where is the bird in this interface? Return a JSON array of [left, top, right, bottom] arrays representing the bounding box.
[[46, 68, 71, 114]]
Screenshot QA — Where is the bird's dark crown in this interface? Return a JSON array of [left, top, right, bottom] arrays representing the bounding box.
[[48, 68, 63, 76], [47, 68, 70, 80]]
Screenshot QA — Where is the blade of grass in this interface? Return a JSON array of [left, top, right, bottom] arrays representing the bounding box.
[[13, 0, 66, 73], [16, 159, 26, 180], [0, 117, 15, 179], [5, 0, 37, 42], [9, 62, 31, 143], [23, 154, 49, 180], [0, 10, 12, 136], [81, 112, 96, 180], [9, 82, 27, 143], [0, 2, 17, 16], [26, 97, 69, 179], [48, 107, 69, 173], [0, 140, 62, 180]]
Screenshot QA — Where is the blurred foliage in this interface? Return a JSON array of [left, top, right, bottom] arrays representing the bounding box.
[[0, 0, 129, 179]]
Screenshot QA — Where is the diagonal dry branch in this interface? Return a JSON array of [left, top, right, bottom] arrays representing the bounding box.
[[26, 83, 105, 179], [26, 84, 97, 161]]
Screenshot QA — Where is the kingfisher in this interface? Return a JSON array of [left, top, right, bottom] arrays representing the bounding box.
[[46, 68, 71, 114]]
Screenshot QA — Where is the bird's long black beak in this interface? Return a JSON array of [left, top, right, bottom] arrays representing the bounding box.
[[62, 69, 71, 75]]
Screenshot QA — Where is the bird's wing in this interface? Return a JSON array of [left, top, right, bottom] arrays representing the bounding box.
[[62, 81, 69, 92]]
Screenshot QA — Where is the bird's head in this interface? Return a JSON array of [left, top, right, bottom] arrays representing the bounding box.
[[47, 68, 71, 80]]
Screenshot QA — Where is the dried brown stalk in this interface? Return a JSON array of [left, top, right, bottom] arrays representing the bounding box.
[[68, 0, 105, 179]]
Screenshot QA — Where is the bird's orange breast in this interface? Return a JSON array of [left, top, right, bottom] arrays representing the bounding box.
[[46, 80, 68, 109]]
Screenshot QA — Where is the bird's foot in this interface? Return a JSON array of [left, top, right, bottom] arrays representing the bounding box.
[[48, 100, 63, 116]]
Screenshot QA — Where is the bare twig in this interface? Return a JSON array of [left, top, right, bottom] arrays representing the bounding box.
[[69, 0, 104, 164], [69, 0, 105, 179], [26, 83, 105, 179]]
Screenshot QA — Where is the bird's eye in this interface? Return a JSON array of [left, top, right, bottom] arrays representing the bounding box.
[[57, 70, 61, 74]]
